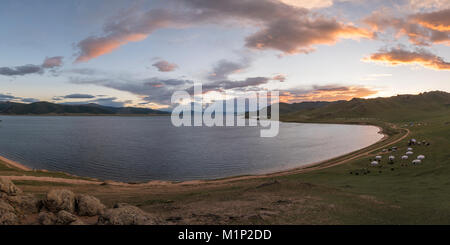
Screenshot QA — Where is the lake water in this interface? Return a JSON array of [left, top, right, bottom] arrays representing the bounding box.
[[0, 116, 383, 182]]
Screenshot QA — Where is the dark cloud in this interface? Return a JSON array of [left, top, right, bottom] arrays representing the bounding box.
[[74, 0, 372, 62], [0, 65, 43, 76], [207, 58, 251, 81], [0, 93, 40, 103], [0, 56, 64, 76], [363, 47, 450, 70], [189, 77, 271, 94], [0, 94, 16, 101], [152, 60, 178, 72], [64, 93, 96, 99]]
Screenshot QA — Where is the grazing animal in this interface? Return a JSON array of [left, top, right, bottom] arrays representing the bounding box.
[[375, 155, 382, 160], [412, 159, 421, 165], [406, 151, 413, 155], [371, 161, 379, 166], [417, 155, 425, 160], [407, 147, 413, 151], [401, 155, 408, 160]]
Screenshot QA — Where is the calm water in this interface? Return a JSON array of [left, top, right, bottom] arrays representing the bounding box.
[[0, 116, 383, 182]]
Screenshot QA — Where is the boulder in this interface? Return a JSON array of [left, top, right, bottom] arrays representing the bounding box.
[[43, 189, 76, 213], [38, 211, 57, 225], [69, 219, 85, 225], [97, 203, 156, 225], [0, 211, 18, 225], [56, 210, 78, 225], [0, 199, 15, 213], [0, 177, 22, 196], [76, 194, 105, 216], [4, 194, 39, 214]]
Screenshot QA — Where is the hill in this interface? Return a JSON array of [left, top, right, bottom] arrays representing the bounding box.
[[260, 91, 450, 122], [0, 101, 169, 115]]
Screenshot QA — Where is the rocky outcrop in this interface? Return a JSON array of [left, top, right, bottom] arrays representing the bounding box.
[[97, 203, 157, 225], [75, 194, 105, 216], [0, 178, 21, 225], [0, 177, 22, 196], [43, 189, 76, 213], [38, 211, 57, 225], [1, 184, 157, 225], [56, 210, 82, 225]]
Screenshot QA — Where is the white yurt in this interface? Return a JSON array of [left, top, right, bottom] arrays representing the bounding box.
[[371, 161, 379, 166], [412, 159, 421, 164], [406, 151, 413, 155], [401, 155, 408, 160], [417, 155, 425, 160], [375, 155, 382, 160]]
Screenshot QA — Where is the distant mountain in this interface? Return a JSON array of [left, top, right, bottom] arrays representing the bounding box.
[[0, 101, 169, 115], [258, 91, 450, 122], [245, 101, 331, 118]]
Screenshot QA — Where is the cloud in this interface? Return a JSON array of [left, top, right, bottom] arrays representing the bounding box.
[[364, 9, 450, 46], [0, 94, 16, 101], [0, 56, 63, 76], [272, 74, 287, 82], [74, 0, 372, 62], [152, 60, 178, 72], [279, 85, 377, 103], [0, 93, 40, 103], [42, 56, 64, 68], [189, 77, 272, 94], [362, 47, 450, 70], [412, 8, 450, 32], [64, 94, 96, 99], [207, 58, 251, 81], [278, 0, 333, 9], [408, 0, 450, 10], [0, 65, 43, 76]]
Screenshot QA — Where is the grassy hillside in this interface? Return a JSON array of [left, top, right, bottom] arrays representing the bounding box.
[[0, 101, 169, 115], [282, 91, 450, 122]]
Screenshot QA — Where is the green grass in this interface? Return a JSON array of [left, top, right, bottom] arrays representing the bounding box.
[[276, 113, 450, 224]]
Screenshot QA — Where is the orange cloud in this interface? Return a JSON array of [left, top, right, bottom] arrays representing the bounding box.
[[279, 85, 377, 103], [363, 47, 450, 70], [75, 34, 147, 63], [246, 17, 373, 54], [364, 9, 450, 46]]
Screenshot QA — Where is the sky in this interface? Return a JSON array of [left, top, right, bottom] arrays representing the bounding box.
[[0, 0, 449, 109]]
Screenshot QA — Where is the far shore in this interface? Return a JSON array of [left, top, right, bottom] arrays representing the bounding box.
[[0, 121, 407, 187]]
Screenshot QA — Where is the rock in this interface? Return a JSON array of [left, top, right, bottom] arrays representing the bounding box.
[[0, 177, 22, 196], [76, 194, 105, 216], [38, 212, 57, 225], [4, 194, 39, 214], [69, 219, 85, 225], [43, 189, 76, 213], [56, 210, 78, 225], [0, 199, 15, 213], [0, 211, 19, 225], [97, 203, 156, 225]]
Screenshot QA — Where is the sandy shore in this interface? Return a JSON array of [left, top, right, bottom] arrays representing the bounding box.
[[0, 155, 31, 171], [0, 124, 408, 187]]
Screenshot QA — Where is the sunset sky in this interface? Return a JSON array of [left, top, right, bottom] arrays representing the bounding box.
[[1, 0, 449, 109]]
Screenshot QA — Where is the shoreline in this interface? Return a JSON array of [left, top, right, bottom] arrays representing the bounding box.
[[0, 123, 408, 187]]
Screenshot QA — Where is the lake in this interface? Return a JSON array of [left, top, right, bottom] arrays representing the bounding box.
[[0, 116, 383, 182]]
